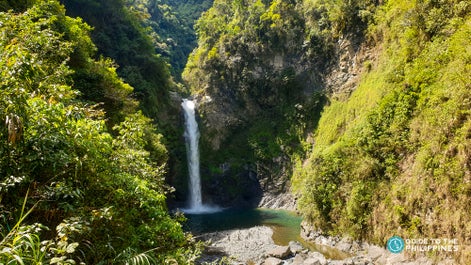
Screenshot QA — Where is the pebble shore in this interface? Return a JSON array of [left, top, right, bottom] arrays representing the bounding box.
[[196, 226, 455, 265]]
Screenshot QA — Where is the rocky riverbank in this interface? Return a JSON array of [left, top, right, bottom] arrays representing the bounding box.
[[196, 226, 276, 264], [196, 225, 454, 265]]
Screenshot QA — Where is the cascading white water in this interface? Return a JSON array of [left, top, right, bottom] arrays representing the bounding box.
[[181, 99, 220, 214], [182, 99, 203, 210]]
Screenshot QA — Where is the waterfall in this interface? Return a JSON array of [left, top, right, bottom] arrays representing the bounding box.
[[181, 99, 220, 214], [182, 99, 203, 209]]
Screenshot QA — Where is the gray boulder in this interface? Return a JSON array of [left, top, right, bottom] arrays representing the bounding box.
[[266, 245, 291, 259], [289, 241, 305, 254], [264, 257, 284, 265]]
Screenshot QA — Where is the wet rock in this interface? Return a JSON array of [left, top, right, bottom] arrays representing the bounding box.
[[266, 245, 291, 259], [205, 166, 263, 208], [307, 252, 326, 265], [289, 241, 305, 254], [200, 222, 449, 265], [303, 257, 322, 265], [290, 254, 306, 265], [264, 257, 283, 265]]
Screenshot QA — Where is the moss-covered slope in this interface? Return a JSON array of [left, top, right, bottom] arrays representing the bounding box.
[[185, 0, 471, 262]]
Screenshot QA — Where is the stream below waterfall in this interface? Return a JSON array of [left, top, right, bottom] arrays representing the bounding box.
[[184, 207, 350, 260]]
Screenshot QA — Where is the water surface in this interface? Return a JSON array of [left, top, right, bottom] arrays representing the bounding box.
[[184, 207, 349, 260], [185, 208, 299, 245]]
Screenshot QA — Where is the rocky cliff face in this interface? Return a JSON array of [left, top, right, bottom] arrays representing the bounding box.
[[325, 34, 375, 97], [180, 1, 471, 263], [194, 34, 374, 209], [182, 0, 373, 209]]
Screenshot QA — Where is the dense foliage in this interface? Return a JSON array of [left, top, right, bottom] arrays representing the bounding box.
[[61, 0, 214, 192], [182, 0, 374, 205], [2, 0, 470, 263], [127, 0, 213, 78], [0, 1, 199, 263], [61, 0, 175, 119], [293, 1, 471, 262], [186, 0, 471, 263]]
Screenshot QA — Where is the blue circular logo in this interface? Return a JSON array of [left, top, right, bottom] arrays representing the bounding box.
[[387, 236, 405, 253]]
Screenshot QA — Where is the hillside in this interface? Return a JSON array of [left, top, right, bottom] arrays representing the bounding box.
[[61, 0, 176, 119], [1, 0, 470, 263], [61, 0, 214, 199], [184, 0, 471, 262], [124, 0, 213, 79], [0, 0, 198, 263]]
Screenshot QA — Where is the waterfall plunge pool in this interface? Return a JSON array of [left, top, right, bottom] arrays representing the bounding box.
[[184, 207, 350, 260], [180, 100, 348, 260]]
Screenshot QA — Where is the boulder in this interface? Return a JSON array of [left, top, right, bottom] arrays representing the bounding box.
[[264, 257, 283, 265], [290, 254, 305, 265], [365, 245, 385, 261], [289, 241, 305, 254], [356, 257, 374, 265], [203, 226, 276, 263], [307, 252, 327, 265], [266, 245, 291, 259], [303, 258, 322, 265]]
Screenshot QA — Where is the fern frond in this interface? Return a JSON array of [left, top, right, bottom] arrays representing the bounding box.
[[113, 247, 157, 265]]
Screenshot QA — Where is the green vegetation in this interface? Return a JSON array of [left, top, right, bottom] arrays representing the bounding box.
[[61, 0, 213, 194], [0, 1, 199, 263], [183, 0, 330, 195], [1, 0, 470, 263], [127, 0, 213, 78], [63, 0, 212, 83], [186, 0, 471, 263], [62, 0, 175, 119], [293, 0, 471, 262]]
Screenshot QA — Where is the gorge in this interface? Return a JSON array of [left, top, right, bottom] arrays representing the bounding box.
[[180, 0, 471, 263], [0, 0, 469, 264]]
